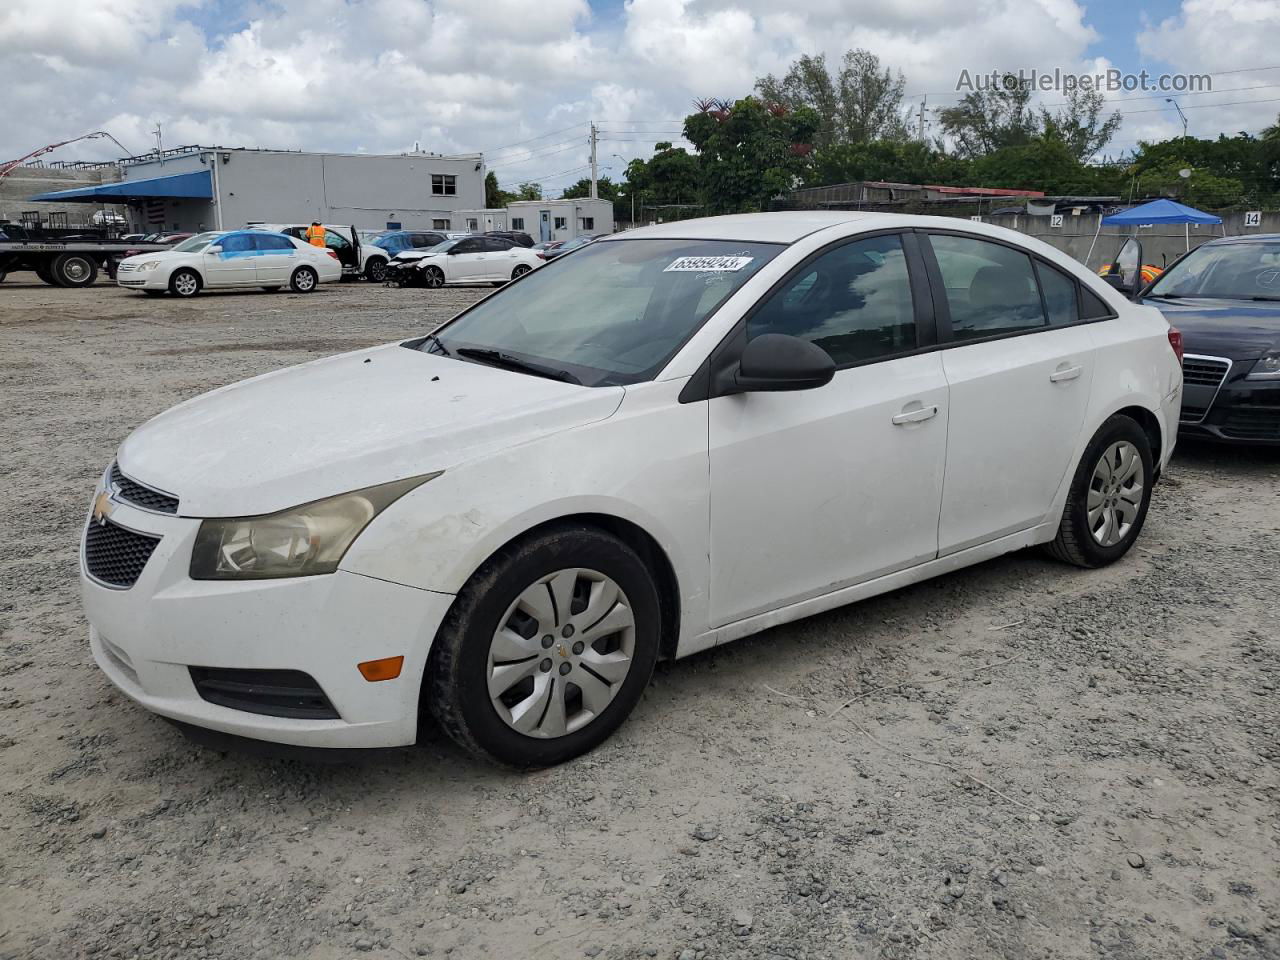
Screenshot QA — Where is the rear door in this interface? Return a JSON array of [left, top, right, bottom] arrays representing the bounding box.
[[921, 231, 1097, 554], [481, 237, 515, 279], [252, 234, 298, 284]]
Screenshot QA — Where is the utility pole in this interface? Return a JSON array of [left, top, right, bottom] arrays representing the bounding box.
[[1166, 98, 1188, 139], [589, 122, 598, 199], [917, 97, 927, 143], [153, 123, 164, 165]]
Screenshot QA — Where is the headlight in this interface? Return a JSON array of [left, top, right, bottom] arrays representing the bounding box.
[[137, 260, 162, 270], [189, 473, 440, 580], [1247, 350, 1280, 380]]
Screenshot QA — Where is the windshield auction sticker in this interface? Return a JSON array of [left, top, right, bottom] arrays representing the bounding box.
[[664, 255, 754, 272]]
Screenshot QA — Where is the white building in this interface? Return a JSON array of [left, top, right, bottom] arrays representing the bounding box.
[[456, 208, 509, 232], [29, 146, 486, 234], [506, 198, 614, 243]]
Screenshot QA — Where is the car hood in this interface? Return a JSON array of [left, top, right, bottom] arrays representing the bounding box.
[[117, 343, 624, 517], [119, 249, 192, 265], [1141, 297, 1280, 359]]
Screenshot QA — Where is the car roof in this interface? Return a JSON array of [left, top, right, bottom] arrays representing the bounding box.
[[1205, 233, 1280, 245], [612, 211, 876, 244]]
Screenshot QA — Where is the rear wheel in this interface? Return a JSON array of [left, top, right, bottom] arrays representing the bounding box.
[[422, 266, 444, 289], [290, 266, 318, 293], [169, 268, 201, 298], [365, 258, 388, 282], [511, 264, 532, 281], [428, 525, 661, 768], [52, 253, 98, 287], [1044, 414, 1153, 568]]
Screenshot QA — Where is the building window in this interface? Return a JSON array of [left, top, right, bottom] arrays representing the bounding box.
[[431, 174, 457, 196], [554, 216, 567, 230], [466, 218, 478, 230], [579, 217, 594, 231], [511, 217, 524, 230], [432, 218, 450, 230]]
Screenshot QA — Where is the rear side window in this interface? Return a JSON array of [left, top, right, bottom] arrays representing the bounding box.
[[928, 234, 1046, 339], [253, 234, 293, 251], [1036, 261, 1080, 326], [1080, 286, 1113, 320], [748, 234, 916, 366]]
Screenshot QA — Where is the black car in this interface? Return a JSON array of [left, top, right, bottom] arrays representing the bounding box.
[[1125, 235, 1280, 444], [484, 230, 535, 248]]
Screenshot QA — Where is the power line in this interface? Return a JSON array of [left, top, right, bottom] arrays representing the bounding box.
[[488, 139, 585, 170], [502, 162, 592, 185], [484, 122, 587, 155]]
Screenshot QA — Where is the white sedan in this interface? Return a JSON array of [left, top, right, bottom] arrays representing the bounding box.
[[82, 212, 1182, 766], [115, 230, 341, 297], [386, 235, 542, 287]]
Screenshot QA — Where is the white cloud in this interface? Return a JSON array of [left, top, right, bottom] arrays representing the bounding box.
[[3, 0, 1270, 194]]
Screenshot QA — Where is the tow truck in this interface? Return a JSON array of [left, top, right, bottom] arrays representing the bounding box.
[[0, 223, 168, 287]]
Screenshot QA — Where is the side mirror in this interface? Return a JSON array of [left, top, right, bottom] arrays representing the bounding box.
[[1102, 273, 1133, 294], [205, 245, 223, 255], [735, 334, 835, 392]]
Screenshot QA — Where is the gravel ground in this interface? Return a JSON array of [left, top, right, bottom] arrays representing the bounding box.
[[1, 278, 1278, 960]]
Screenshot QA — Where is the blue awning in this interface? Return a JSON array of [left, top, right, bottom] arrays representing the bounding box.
[[28, 169, 213, 203], [1102, 198, 1222, 226]]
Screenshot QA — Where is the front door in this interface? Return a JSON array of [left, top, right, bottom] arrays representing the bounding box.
[[708, 233, 949, 626], [445, 237, 485, 281], [204, 232, 257, 285], [921, 231, 1097, 554], [539, 210, 551, 243]]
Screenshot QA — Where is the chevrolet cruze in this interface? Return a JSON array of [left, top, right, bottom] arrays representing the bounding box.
[[82, 212, 1183, 767]]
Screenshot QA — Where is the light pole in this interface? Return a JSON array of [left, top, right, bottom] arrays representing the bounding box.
[[1166, 98, 1189, 139]]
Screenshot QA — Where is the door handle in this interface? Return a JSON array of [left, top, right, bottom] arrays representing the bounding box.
[[1050, 364, 1083, 383], [891, 404, 939, 425]]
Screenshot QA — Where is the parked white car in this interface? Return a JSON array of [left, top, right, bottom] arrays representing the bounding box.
[[386, 235, 542, 287], [115, 230, 341, 297], [83, 212, 1182, 766]]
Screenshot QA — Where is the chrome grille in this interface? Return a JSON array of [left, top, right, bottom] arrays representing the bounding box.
[[84, 519, 160, 588], [110, 462, 179, 514], [1181, 356, 1230, 387]]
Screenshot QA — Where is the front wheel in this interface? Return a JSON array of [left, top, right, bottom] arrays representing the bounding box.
[[1044, 414, 1154, 568], [290, 266, 318, 293], [422, 266, 445, 288], [169, 268, 201, 298], [365, 258, 388, 282], [428, 525, 661, 768]]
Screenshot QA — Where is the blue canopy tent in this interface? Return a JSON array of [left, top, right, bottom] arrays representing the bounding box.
[[1086, 197, 1224, 267]]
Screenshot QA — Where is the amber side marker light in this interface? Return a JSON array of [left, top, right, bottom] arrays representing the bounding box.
[[357, 656, 405, 682]]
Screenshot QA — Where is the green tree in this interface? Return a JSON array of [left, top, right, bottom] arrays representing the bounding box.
[[938, 74, 1039, 158], [1039, 87, 1122, 162], [683, 97, 820, 213], [514, 182, 543, 201], [807, 139, 970, 188], [484, 171, 513, 208], [560, 176, 621, 201], [756, 50, 908, 150], [969, 137, 1127, 194], [617, 142, 701, 221]]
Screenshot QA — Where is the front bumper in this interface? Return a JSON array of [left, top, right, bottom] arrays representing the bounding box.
[[115, 269, 166, 290], [1179, 360, 1280, 445], [80, 493, 455, 748]]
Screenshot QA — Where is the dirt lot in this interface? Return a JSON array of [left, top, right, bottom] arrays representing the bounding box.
[[1, 277, 1278, 960]]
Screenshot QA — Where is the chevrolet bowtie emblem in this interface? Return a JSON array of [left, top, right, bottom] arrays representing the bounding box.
[[92, 491, 114, 527]]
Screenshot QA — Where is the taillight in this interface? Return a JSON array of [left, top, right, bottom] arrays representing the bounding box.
[[326, 250, 339, 260], [1168, 326, 1184, 363]]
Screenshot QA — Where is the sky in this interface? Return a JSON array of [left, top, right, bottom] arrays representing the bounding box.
[[2, 0, 1279, 195]]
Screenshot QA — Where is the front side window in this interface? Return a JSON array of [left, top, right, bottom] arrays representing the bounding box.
[[324, 231, 350, 250], [220, 233, 254, 253], [748, 234, 916, 366], [928, 234, 1046, 339], [424, 239, 782, 386], [432, 174, 457, 196], [1147, 241, 1280, 300]]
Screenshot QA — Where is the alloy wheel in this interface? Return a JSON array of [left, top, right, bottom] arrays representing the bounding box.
[[486, 568, 636, 739], [1088, 440, 1144, 546], [295, 269, 316, 291], [173, 272, 198, 296], [424, 267, 444, 288]]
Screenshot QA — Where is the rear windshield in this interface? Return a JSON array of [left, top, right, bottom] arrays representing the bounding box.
[[1148, 241, 1280, 299], [424, 238, 783, 386]]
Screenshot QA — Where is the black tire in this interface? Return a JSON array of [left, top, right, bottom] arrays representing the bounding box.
[[365, 258, 388, 282], [169, 268, 202, 298], [35, 263, 58, 285], [290, 266, 318, 293], [142, 289, 165, 297], [1044, 414, 1154, 568], [0, 270, 6, 283], [422, 265, 444, 289], [428, 524, 662, 768], [52, 253, 98, 287], [511, 264, 532, 281]]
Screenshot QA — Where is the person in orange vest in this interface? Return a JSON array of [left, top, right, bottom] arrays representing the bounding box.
[[304, 221, 326, 247]]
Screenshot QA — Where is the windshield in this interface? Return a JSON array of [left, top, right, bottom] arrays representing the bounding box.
[[423, 238, 783, 386], [172, 232, 221, 253], [1148, 241, 1280, 299]]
